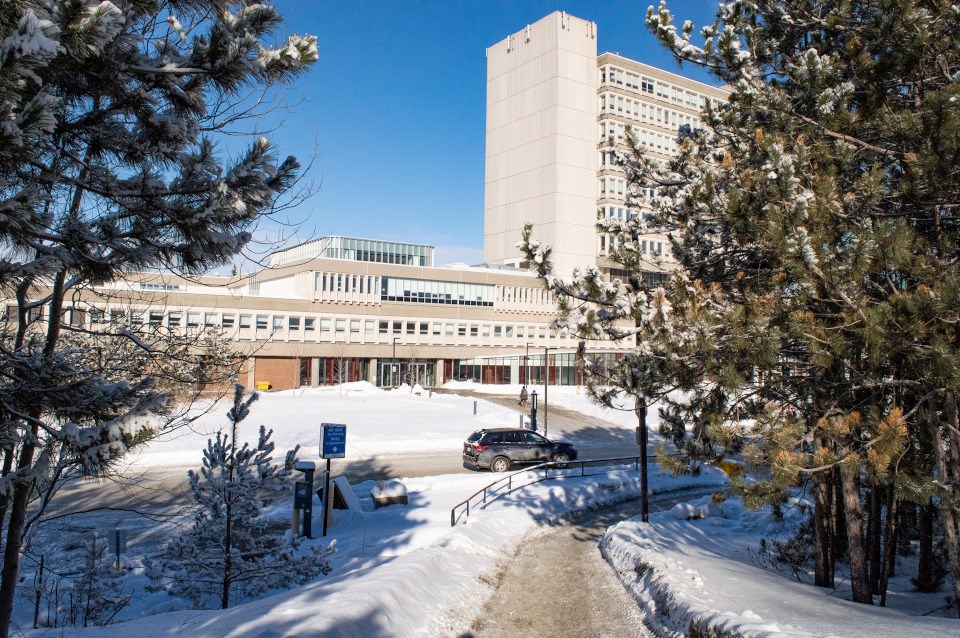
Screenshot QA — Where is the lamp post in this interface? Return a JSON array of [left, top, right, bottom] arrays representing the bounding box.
[[529, 390, 538, 432], [635, 398, 649, 522], [392, 337, 399, 387], [543, 346, 557, 438], [525, 342, 534, 386]]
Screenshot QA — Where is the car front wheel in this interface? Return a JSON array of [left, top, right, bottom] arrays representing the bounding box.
[[491, 456, 511, 473], [552, 452, 570, 468]]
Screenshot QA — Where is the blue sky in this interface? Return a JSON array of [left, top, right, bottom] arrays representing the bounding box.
[[257, 1, 721, 266]]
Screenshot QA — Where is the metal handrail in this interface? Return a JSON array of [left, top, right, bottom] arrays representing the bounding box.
[[450, 456, 646, 527]]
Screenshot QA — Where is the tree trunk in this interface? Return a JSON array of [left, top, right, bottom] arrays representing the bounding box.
[[0, 449, 15, 533], [813, 467, 835, 587], [916, 502, 936, 591], [833, 465, 847, 562], [222, 496, 232, 610], [868, 485, 883, 594], [0, 270, 68, 638], [222, 411, 239, 610], [933, 392, 960, 616], [0, 438, 39, 637], [839, 459, 873, 604], [915, 394, 938, 591], [879, 482, 897, 606]]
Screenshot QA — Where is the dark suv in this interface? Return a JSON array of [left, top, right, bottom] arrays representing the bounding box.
[[463, 428, 578, 472]]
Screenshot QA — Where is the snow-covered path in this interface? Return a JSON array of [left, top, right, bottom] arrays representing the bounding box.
[[465, 488, 720, 637], [466, 496, 654, 637]]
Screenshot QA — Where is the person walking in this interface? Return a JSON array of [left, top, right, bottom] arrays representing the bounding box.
[[519, 385, 528, 407]]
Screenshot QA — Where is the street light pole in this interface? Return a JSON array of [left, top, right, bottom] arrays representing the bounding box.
[[525, 342, 533, 386], [392, 337, 399, 387], [530, 390, 538, 432], [543, 346, 557, 438], [635, 398, 649, 522]]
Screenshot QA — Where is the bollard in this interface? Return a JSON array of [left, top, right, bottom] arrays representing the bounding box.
[[519, 414, 524, 428], [473, 400, 477, 415]]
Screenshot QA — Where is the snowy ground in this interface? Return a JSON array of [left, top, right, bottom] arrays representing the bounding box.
[[18, 382, 960, 637], [603, 495, 959, 637], [118, 382, 523, 470]]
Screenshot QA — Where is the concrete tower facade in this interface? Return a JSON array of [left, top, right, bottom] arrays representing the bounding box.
[[483, 12, 599, 277]]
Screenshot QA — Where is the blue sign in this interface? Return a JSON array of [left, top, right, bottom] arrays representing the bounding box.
[[320, 423, 347, 459]]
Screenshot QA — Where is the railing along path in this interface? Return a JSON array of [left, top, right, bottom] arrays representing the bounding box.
[[450, 456, 650, 527]]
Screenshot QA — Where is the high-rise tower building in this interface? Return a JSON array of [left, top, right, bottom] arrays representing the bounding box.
[[484, 12, 729, 278]]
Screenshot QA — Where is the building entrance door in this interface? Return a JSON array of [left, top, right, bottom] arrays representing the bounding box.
[[379, 361, 432, 388], [380, 362, 401, 387], [408, 362, 428, 387]]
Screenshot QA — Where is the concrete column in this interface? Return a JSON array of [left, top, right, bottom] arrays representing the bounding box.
[[435, 359, 444, 386], [310, 357, 320, 387], [509, 356, 519, 385], [368, 357, 378, 384], [246, 357, 256, 389]]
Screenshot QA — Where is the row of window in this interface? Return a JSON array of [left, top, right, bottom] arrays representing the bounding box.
[[601, 108, 700, 141], [316, 272, 376, 295], [601, 65, 719, 110], [599, 235, 668, 257], [313, 272, 549, 308], [138, 282, 181, 291], [378, 320, 560, 340], [82, 307, 570, 342], [325, 237, 431, 266], [597, 135, 679, 171], [600, 176, 626, 197], [599, 180, 661, 203], [381, 277, 495, 307]]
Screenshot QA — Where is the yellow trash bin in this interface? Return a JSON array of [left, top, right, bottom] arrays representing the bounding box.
[[255, 381, 271, 391]]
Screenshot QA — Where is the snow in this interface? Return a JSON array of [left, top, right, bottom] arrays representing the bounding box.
[[603, 494, 959, 638], [370, 479, 408, 499], [119, 381, 516, 469], [20, 383, 958, 637]]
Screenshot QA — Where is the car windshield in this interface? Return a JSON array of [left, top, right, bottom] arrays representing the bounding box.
[[466, 431, 483, 443]]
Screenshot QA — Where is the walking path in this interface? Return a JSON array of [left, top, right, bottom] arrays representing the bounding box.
[[460, 489, 717, 637]]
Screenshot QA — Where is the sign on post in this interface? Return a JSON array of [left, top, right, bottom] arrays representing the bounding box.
[[320, 423, 347, 459], [319, 423, 346, 537]]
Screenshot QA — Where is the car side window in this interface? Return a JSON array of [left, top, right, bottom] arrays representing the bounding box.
[[502, 431, 520, 444], [524, 432, 547, 444], [486, 433, 504, 444]]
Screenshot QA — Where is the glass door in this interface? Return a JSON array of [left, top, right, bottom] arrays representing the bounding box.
[[380, 362, 401, 387]]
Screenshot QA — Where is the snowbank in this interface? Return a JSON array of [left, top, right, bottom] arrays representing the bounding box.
[[602, 495, 958, 638]]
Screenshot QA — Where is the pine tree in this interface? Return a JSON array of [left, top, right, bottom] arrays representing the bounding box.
[[0, 2, 317, 635], [522, 0, 960, 610], [63, 534, 129, 628], [147, 385, 334, 609]]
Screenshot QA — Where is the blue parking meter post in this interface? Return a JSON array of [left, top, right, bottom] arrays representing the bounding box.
[[320, 424, 346, 537], [295, 461, 316, 538]]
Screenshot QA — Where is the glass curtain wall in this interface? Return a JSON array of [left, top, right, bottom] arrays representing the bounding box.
[[450, 352, 623, 386]]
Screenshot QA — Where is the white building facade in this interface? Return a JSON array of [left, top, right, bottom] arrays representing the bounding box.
[[484, 12, 729, 278]]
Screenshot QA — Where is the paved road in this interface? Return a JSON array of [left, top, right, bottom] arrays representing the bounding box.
[[52, 391, 648, 515], [442, 389, 656, 456], [462, 487, 720, 638]]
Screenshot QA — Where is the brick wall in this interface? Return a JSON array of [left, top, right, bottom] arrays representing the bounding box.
[[255, 356, 299, 391]]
